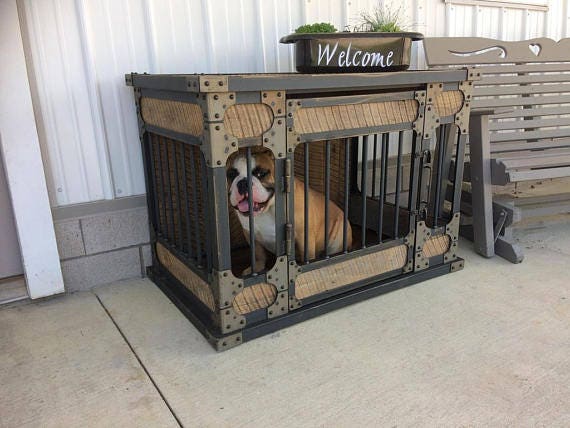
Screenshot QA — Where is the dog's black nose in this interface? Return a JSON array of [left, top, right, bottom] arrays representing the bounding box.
[[237, 178, 249, 195]]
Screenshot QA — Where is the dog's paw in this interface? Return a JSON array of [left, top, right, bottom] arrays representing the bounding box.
[[242, 267, 252, 276]]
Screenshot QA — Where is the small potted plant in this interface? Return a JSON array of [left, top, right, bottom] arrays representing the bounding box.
[[280, 6, 422, 73]]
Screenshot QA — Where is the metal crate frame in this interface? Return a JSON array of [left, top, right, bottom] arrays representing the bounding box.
[[127, 70, 475, 351]]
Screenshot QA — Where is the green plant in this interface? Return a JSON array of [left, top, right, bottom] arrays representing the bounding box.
[[359, 5, 405, 32], [294, 22, 338, 34]]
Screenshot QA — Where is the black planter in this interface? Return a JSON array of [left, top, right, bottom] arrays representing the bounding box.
[[280, 32, 423, 73]]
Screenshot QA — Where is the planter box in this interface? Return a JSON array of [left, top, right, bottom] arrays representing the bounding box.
[[280, 32, 423, 73], [126, 70, 472, 351]]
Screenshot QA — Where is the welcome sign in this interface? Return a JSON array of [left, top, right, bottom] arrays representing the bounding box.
[[316, 41, 396, 69], [280, 32, 422, 73]]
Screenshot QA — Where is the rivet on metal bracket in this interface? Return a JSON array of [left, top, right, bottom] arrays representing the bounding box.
[[213, 331, 243, 352]]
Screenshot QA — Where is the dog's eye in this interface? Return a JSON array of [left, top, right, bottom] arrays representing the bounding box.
[[253, 168, 269, 179], [226, 168, 239, 182]]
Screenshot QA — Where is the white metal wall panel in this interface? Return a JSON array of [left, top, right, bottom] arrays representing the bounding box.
[[21, 0, 113, 205], [18, 0, 570, 207]]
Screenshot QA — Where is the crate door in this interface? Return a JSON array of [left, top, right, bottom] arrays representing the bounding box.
[[286, 95, 423, 307]]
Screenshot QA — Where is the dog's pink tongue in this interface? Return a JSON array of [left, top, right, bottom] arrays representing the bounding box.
[[238, 199, 250, 213]]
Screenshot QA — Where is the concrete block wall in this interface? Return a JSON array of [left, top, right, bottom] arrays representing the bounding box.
[[53, 197, 152, 292]]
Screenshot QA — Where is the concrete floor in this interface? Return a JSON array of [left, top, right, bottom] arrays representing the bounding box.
[[1, 224, 569, 427]]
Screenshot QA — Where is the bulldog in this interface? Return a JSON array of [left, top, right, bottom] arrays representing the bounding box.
[[227, 147, 352, 274]]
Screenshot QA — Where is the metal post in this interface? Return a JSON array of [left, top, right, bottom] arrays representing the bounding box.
[[378, 133, 388, 243], [361, 135, 369, 247], [246, 147, 256, 274], [343, 138, 350, 253], [304, 144, 310, 263], [324, 140, 331, 257], [394, 131, 404, 238]]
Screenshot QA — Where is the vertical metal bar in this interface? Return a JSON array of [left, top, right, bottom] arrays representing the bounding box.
[[189, 146, 202, 266], [452, 132, 467, 214], [201, 156, 212, 272], [179, 143, 193, 258], [361, 135, 368, 248], [394, 131, 404, 238], [434, 124, 447, 227], [343, 138, 350, 253], [407, 132, 422, 222], [378, 133, 388, 243], [350, 137, 359, 192], [304, 143, 310, 263], [172, 143, 183, 249], [155, 137, 167, 238], [273, 158, 285, 257], [324, 140, 331, 257], [371, 134, 378, 199], [207, 167, 233, 272], [246, 147, 256, 273], [163, 139, 175, 242], [147, 136, 161, 233]]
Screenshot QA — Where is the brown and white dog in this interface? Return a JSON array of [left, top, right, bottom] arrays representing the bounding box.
[[227, 148, 352, 273]]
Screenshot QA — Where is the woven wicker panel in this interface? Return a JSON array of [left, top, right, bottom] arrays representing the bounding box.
[[295, 244, 408, 299], [294, 140, 347, 208], [232, 283, 277, 315], [293, 100, 418, 134], [156, 242, 215, 311], [224, 104, 274, 138], [433, 91, 463, 117], [423, 234, 451, 258], [141, 98, 203, 136]]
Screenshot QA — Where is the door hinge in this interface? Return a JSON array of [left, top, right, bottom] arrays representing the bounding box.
[[284, 158, 291, 193]]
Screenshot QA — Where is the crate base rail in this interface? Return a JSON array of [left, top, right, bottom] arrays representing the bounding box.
[[149, 259, 464, 351]]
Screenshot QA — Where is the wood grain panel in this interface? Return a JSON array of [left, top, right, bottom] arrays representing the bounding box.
[[293, 100, 418, 134], [232, 283, 277, 315], [141, 98, 203, 136], [434, 91, 463, 117], [423, 234, 451, 258], [224, 104, 273, 138], [156, 242, 215, 311], [295, 245, 408, 299]]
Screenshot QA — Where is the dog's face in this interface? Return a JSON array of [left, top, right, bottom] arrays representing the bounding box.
[[227, 149, 275, 217]]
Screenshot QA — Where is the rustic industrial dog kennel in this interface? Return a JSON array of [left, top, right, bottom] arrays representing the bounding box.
[[127, 70, 475, 350]]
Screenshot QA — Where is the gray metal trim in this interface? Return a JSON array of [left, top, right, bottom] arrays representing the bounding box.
[[294, 91, 417, 108], [128, 70, 469, 93], [140, 88, 201, 103], [207, 168, 233, 271], [129, 73, 200, 92], [296, 238, 407, 274]]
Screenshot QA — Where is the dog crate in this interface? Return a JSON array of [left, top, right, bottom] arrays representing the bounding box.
[[127, 70, 475, 350]]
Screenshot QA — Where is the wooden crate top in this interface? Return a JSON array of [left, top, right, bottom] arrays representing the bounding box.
[[126, 69, 470, 94]]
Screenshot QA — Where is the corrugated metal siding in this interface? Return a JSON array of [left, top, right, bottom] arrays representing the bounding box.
[[18, 0, 570, 207]]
